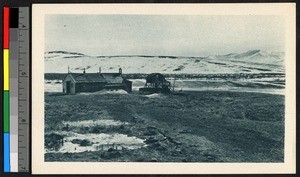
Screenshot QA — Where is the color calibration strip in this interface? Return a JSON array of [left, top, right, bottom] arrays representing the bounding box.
[[3, 7, 21, 173], [3, 6, 10, 172]]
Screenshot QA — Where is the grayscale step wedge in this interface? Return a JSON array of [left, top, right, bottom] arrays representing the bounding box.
[[18, 7, 29, 172]]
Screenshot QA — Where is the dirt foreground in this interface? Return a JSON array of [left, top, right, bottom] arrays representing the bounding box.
[[45, 90, 284, 162]]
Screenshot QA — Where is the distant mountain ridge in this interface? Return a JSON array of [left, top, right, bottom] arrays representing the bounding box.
[[45, 51, 87, 59], [46, 51, 86, 56], [45, 51, 184, 59], [45, 49, 284, 60]]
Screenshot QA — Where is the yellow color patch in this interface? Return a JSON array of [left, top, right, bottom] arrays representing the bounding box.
[[3, 49, 9, 90]]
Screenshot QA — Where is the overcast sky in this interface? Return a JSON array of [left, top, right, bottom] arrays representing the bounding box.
[[45, 15, 285, 57]]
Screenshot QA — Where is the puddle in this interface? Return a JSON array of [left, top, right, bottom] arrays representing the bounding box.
[[62, 119, 128, 127], [46, 132, 146, 153]]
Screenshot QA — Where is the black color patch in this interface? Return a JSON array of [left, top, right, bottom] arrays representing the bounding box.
[[10, 8, 19, 28]]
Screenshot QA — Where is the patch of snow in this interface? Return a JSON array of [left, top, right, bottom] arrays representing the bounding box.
[[46, 132, 146, 153], [62, 119, 128, 127], [144, 93, 164, 98], [45, 82, 62, 92], [79, 90, 128, 95]]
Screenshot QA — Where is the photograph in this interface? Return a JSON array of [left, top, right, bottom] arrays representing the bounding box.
[[32, 4, 296, 174]]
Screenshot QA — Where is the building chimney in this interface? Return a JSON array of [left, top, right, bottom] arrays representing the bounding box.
[[83, 68, 86, 74], [99, 67, 101, 73], [119, 68, 122, 74]]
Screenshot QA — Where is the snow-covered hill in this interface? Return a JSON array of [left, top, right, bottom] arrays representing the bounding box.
[[45, 51, 86, 59], [44, 50, 284, 74]]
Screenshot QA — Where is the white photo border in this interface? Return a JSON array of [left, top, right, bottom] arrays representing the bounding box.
[[32, 3, 296, 174]]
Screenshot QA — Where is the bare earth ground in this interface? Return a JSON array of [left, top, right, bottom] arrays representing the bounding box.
[[44, 91, 284, 162]]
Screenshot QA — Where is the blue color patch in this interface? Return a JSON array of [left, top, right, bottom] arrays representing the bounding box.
[[4, 133, 10, 172]]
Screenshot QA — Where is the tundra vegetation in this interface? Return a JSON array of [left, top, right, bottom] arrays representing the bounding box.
[[45, 89, 284, 162]]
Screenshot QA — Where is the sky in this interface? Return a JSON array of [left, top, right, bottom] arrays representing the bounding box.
[[45, 15, 285, 57]]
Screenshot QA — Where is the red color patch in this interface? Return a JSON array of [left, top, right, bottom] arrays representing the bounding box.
[[3, 7, 10, 49]]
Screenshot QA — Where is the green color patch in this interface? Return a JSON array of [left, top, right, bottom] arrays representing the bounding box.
[[4, 91, 9, 132]]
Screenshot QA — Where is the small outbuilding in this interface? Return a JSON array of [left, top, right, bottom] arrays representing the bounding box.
[[63, 68, 132, 94], [139, 73, 172, 94]]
